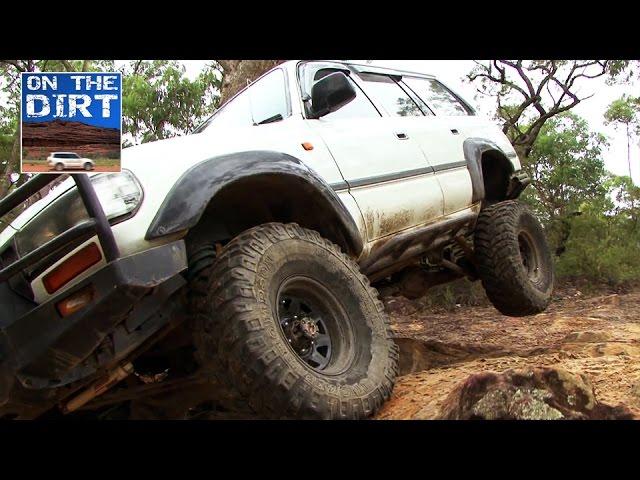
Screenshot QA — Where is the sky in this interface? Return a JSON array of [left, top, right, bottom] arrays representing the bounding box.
[[181, 60, 640, 184]]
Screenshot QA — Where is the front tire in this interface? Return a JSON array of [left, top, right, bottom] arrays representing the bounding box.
[[191, 223, 398, 419], [83, 162, 93, 171], [474, 200, 554, 316]]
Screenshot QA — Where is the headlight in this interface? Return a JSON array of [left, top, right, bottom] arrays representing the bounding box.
[[91, 170, 143, 220], [14, 170, 143, 256]]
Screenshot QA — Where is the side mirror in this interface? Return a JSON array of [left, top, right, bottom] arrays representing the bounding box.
[[309, 72, 357, 119]]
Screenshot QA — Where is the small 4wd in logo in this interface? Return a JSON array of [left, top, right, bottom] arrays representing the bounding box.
[[21, 72, 122, 174]]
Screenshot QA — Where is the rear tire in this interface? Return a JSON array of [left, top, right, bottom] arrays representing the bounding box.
[[474, 200, 554, 316], [190, 223, 398, 419], [55, 163, 64, 171]]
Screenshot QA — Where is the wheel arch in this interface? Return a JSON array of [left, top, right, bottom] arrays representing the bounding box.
[[146, 150, 364, 257], [463, 138, 527, 203]]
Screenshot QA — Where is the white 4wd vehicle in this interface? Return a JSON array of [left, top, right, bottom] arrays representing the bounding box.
[[47, 152, 95, 171], [0, 61, 553, 419]]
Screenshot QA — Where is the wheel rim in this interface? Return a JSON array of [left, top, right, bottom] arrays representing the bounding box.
[[276, 276, 352, 373], [518, 230, 541, 282]]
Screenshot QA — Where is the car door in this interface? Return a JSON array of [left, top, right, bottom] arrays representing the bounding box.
[[60, 154, 72, 168], [398, 76, 477, 215], [70, 153, 82, 168], [299, 62, 444, 242]]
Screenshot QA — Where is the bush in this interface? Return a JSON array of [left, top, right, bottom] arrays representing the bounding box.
[[415, 278, 489, 311], [556, 210, 640, 286]]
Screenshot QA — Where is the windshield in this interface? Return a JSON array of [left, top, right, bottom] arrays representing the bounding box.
[[194, 68, 289, 133]]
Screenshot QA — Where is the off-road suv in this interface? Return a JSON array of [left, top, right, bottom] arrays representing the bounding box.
[[47, 152, 95, 171], [0, 61, 553, 419]]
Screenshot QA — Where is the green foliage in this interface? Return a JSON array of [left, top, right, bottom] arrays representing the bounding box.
[[606, 60, 640, 84], [518, 113, 640, 287], [605, 95, 639, 133], [604, 95, 639, 179], [121, 60, 221, 144], [556, 183, 640, 286], [521, 112, 608, 251]]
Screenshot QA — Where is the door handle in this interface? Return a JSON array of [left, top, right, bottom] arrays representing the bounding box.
[[395, 132, 409, 140]]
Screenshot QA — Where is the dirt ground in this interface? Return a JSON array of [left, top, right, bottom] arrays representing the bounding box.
[[21, 164, 121, 173], [90, 285, 640, 420], [375, 287, 640, 419]]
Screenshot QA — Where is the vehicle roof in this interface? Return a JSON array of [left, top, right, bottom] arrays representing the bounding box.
[[293, 60, 436, 79], [342, 61, 436, 79], [51, 152, 79, 155]]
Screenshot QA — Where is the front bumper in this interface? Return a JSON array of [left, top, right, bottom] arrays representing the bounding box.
[[0, 240, 187, 417]]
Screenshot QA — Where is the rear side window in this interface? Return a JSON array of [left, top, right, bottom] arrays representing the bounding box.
[[249, 69, 289, 124], [55, 153, 79, 159], [358, 73, 424, 117], [403, 77, 470, 116]]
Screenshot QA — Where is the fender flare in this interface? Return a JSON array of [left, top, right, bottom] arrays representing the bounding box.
[[145, 150, 364, 255], [463, 137, 521, 203]]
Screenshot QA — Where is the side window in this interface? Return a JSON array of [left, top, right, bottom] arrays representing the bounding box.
[[208, 90, 252, 128], [358, 73, 424, 117], [249, 69, 288, 125], [302, 66, 380, 120], [403, 77, 470, 116]]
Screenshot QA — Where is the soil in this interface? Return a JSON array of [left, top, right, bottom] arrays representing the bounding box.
[[22, 164, 120, 173], [82, 285, 640, 420], [375, 287, 640, 419]]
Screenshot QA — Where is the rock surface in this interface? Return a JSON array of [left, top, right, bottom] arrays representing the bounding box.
[[22, 119, 120, 159], [438, 367, 633, 420], [375, 289, 640, 419]]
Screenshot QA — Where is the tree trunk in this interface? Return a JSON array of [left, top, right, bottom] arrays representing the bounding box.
[[218, 60, 284, 105], [514, 144, 529, 166], [0, 127, 20, 200], [627, 123, 632, 179]]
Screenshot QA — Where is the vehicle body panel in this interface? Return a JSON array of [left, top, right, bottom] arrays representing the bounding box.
[[304, 115, 444, 239]]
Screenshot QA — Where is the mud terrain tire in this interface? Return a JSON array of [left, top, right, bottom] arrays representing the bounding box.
[[474, 200, 554, 316], [191, 223, 398, 419]]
